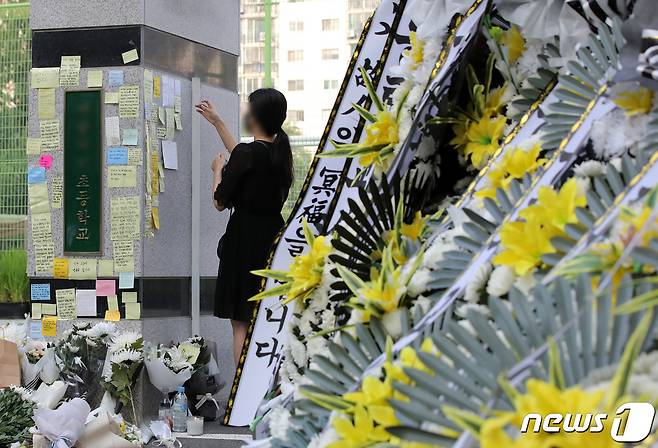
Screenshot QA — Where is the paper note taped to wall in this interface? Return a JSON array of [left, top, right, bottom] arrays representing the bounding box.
[[31, 67, 60, 88], [53, 258, 69, 279], [59, 56, 81, 87], [69, 259, 97, 280], [106, 117, 121, 146], [87, 70, 103, 88], [42, 316, 57, 337], [27, 138, 41, 155], [39, 120, 59, 151], [98, 259, 115, 277], [38, 88, 56, 120], [119, 85, 140, 118], [76, 289, 97, 317], [122, 49, 139, 64], [107, 295, 119, 311], [113, 240, 134, 273], [55, 288, 76, 319], [108, 166, 137, 188], [28, 184, 50, 214], [51, 177, 63, 209]]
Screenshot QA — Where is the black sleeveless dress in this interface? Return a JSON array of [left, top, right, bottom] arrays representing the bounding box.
[[214, 141, 288, 322]]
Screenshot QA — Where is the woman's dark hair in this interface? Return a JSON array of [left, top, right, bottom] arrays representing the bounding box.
[[248, 88, 293, 191]]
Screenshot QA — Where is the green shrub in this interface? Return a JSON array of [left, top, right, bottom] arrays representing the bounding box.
[[0, 249, 28, 303]]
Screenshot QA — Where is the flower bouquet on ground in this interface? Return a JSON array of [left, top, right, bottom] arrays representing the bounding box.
[[19, 339, 55, 387], [0, 386, 37, 447], [101, 331, 144, 424]]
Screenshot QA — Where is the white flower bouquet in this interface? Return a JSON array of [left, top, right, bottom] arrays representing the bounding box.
[[144, 336, 208, 394]]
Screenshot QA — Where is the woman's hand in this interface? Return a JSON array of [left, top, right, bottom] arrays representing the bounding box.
[[211, 153, 226, 173], [195, 100, 221, 126]]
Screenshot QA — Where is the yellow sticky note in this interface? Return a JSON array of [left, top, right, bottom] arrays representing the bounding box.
[[153, 76, 161, 98], [42, 303, 57, 315], [105, 92, 119, 104], [128, 147, 143, 165], [51, 177, 63, 209], [39, 119, 60, 151], [28, 184, 50, 214], [31, 67, 60, 88], [27, 137, 41, 155], [110, 196, 140, 241], [104, 309, 121, 321], [53, 258, 69, 279], [122, 48, 139, 64], [59, 55, 81, 86], [87, 70, 103, 87], [107, 295, 119, 311], [68, 258, 97, 280], [152, 207, 160, 230], [31, 303, 42, 320], [108, 166, 137, 188], [125, 302, 140, 320], [122, 291, 138, 303], [42, 316, 57, 337], [119, 85, 140, 118], [98, 259, 114, 277], [55, 288, 76, 319], [38, 88, 56, 120], [113, 240, 134, 273]]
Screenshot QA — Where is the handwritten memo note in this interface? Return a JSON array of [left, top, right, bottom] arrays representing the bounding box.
[[128, 148, 143, 165], [35, 243, 54, 275], [110, 196, 140, 241], [105, 310, 120, 321], [113, 240, 134, 273], [122, 291, 137, 303], [107, 147, 129, 165], [38, 88, 56, 120], [31, 213, 52, 242], [32, 303, 42, 320], [27, 167, 46, 184], [69, 259, 97, 280], [96, 280, 116, 296], [42, 316, 57, 337], [59, 56, 81, 86], [39, 120, 59, 151], [30, 284, 51, 301], [107, 295, 119, 311], [53, 258, 69, 279], [106, 116, 120, 146], [31, 67, 60, 88], [55, 288, 76, 319], [108, 166, 137, 188], [51, 177, 63, 209], [27, 138, 41, 155], [119, 85, 139, 118]]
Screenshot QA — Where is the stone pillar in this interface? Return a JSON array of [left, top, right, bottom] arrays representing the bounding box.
[[27, 0, 239, 415]]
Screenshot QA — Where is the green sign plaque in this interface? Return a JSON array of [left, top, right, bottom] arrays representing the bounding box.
[[63, 90, 103, 254]]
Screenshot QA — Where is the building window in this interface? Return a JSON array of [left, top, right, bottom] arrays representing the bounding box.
[[288, 80, 305, 91], [322, 18, 340, 31], [289, 110, 305, 122], [289, 21, 304, 32], [287, 50, 304, 62], [322, 48, 340, 60], [324, 79, 339, 90]]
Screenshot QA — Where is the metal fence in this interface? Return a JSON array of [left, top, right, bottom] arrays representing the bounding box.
[[0, 2, 31, 252]]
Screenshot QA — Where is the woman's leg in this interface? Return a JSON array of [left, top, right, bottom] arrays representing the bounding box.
[[231, 319, 249, 366]]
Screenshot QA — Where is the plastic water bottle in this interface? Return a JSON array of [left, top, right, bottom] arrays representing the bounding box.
[[172, 386, 188, 432]]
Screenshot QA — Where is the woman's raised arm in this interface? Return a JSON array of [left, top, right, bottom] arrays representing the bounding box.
[[195, 100, 239, 153]]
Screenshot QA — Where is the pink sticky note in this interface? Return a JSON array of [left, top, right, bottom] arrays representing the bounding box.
[[39, 154, 54, 169], [95, 280, 116, 297]]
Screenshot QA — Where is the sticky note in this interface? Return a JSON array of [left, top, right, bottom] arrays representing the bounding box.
[[28, 166, 46, 184], [152, 207, 160, 229], [153, 76, 161, 98], [107, 295, 119, 311], [107, 147, 129, 165], [31, 303, 42, 320], [87, 70, 103, 87], [119, 85, 140, 118], [35, 242, 54, 275], [158, 107, 166, 124], [98, 259, 115, 277], [27, 137, 41, 155], [39, 154, 53, 170], [122, 48, 139, 64], [162, 76, 174, 107], [105, 92, 119, 104], [122, 128, 139, 146], [28, 184, 50, 214], [105, 116, 120, 146], [42, 303, 57, 315], [42, 316, 57, 337], [128, 147, 143, 165], [174, 113, 182, 131], [109, 70, 124, 87], [51, 177, 63, 209], [40, 119, 59, 151], [55, 288, 76, 319], [108, 166, 137, 188], [29, 321, 44, 340], [31, 284, 51, 301], [31, 213, 52, 243], [76, 289, 97, 317], [53, 258, 69, 279], [165, 108, 175, 140], [125, 303, 140, 320], [96, 280, 116, 297], [122, 291, 138, 303], [162, 141, 178, 170], [113, 241, 134, 272], [119, 272, 134, 289], [31, 67, 60, 88], [38, 88, 56, 120], [105, 310, 121, 321], [59, 56, 81, 86], [69, 259, 97, 280], [110, 196, 140, 241]]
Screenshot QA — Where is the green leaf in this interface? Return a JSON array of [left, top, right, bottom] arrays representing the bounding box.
[[247, 283, 292, 302], [353, 102, 378, 123], [359, 66, 384, 112], [250, 269, 291, 282], [335, 264, 366, 295]]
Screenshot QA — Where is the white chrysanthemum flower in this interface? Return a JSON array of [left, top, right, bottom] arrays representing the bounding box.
[[573, 160, 606, 178], [111, 349, 142, 365], [80, 322, 116, 340], [108, 331, 142, 354], [308, 426, 340, 448], [515, 39, 545, 79], [464, 262, 492, 303], [382, 309, 404, 340], [289, 335, 308, 368], [164, 346, 193, 373], [410, 295, 432, 317], [306, 335, 328, 359], [269, 405, 291, 441], [455, 302, 490, 319], [590, 109, 650, 160], [574, 176, 590, 196], [486, 265, 516, 297], [407, 268, 432, 297], [513, 272, 537, 296]]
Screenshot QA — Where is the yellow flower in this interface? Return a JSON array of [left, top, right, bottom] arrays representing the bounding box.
[[363, 110, 400, 147], [401, 211, 428, 241], [288, 235, 332, 302], [613, 87, 654, 116], [476, 143, 546, 200], [485, 84, 508, 115], [405, 31, 425, 69], [353, 265, 404, 320], [343, 376, 399, 427], [328, 405, 391, 448], [522, 179, 586, 231], [463, 114, 507, 169], [502, 26, 525, 64]]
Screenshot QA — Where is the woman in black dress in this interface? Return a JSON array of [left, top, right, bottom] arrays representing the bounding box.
[[195, 89, 292, 365]]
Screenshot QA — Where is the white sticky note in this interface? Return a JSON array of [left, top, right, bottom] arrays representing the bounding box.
[[122, 48, 139, 64], [105, 116, 120, 146], [75, 289, 97, 317], [161, 141, 178, 170], [87, 70, 103, 87]]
